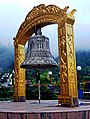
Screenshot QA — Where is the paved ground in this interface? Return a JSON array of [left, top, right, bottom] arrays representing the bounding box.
[[0, 100, 90, 113]]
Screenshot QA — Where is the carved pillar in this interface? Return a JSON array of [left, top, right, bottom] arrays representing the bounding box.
[[14, 40, 26, 102], [58, 15, 78, 107]]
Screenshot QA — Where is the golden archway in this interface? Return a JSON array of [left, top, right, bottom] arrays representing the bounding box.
[[14, 4, 78, 107]]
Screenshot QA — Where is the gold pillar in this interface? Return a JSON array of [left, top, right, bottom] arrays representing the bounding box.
[[13, 5, 77, 105], [14, 41, 26, 101], [58, 15, 78, 107]]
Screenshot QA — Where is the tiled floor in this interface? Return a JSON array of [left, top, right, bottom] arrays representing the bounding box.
[[0, 100, 90, 113]]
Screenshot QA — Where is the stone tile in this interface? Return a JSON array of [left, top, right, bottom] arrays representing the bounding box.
[[0, 100, 90, 119]]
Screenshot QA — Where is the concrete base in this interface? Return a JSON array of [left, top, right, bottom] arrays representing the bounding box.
[[14, 96, 26, 102], [18, 96, 26, 102], [0, 100, 90, 119], [58, 95, 79, 107]]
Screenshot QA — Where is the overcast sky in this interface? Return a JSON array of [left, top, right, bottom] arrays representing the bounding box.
[[0, 0, 90, 56]]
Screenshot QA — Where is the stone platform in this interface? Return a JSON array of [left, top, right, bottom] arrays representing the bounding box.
[[0, 100, 90, 119]]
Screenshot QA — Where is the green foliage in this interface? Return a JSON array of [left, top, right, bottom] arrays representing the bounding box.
[[78, 66, 90, 99], [0, 86, 14, 101], [40, 86, 57, 100], [26, 85, 38, 100], [1, 43, 90, 100], [78, 66, 90, 83], [26, 69, 59, 100], [26, 85, 58, 100]]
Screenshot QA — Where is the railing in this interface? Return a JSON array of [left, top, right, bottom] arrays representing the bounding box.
[[83, 91, 90, 99]]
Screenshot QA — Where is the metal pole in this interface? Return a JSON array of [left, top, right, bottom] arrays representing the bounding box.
[[38, 79, 40, 104]]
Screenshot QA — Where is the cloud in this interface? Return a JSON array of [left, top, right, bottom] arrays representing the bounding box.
[[42, 24, 58, 57], [0, 0, 90, 54], [0, 0, 73, 10]]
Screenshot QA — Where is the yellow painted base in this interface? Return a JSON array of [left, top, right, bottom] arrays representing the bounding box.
[[58, 95, 79, 107]]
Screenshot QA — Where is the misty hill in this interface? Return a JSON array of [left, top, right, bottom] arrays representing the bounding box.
[[76, 50, 90, 68], [0, 44, 14, 71], [0, 44, 90, 71]]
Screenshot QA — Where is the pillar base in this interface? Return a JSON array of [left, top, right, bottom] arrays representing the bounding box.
[[58, 95, 79, 107], [14, 96, 26, 102]]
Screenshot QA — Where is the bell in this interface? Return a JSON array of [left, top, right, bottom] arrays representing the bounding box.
[[20, 28, 58, 69]]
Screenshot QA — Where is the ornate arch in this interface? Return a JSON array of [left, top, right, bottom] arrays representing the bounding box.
[[14, 4, 70, 45], [14, 4, 78, 107]]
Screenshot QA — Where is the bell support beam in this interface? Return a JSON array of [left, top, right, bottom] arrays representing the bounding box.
[[14, 40, 26, 102], [58, 14, 78, 107]]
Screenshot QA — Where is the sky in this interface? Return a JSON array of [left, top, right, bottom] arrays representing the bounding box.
[[0, 0, 90, 56]]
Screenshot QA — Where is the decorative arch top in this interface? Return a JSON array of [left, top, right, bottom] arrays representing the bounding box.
[[14, 4, 76, 45], [25, 4, 69, 21]]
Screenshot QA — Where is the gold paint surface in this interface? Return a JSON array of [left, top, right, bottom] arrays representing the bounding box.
[[58, 15, 78, 106], [14, 43, 26, 100], [14, 4, 78, 105], [14, 4, 68, 45]]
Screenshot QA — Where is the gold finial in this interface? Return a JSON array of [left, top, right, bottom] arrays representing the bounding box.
[[63, 6, 69, 12], [68, 9, 76, 16]]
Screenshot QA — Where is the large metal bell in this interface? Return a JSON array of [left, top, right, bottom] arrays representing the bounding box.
[[20, 28, 58, 69]]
